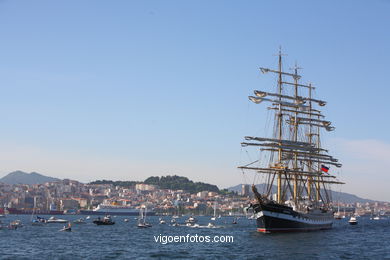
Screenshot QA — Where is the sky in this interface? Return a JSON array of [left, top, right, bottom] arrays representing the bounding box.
[[0, 0, 389, 200]]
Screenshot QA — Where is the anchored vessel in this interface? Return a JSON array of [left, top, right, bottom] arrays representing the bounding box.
[[240, 50, 344, 233], [80, 203, 156, 216]]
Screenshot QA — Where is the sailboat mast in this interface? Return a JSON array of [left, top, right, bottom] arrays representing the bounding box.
[[307, 84, 313, 200], [316, 112, 321, 202], [277, 49, 283, 204], [293, 63, 299, 202]]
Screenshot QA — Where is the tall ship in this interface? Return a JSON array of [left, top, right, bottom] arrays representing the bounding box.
[[239, 50, 344, 233], [79, 203, 156, 216]]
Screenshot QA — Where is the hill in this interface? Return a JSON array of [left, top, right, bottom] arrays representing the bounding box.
[[0, 171, 60, 185], [144, 175, 219, 194], [227, 184, 377, 204], [90, 175, 220, 194]]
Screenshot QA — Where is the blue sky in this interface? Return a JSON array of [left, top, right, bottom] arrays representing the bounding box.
[[0, 0, 389, 200]]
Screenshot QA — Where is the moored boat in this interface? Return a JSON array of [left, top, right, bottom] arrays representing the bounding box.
[[73, 218, 86, 224], [185, 216, 196, 225], [349, 216, 358, 225], [80, 203, 156, 216], [93, 215, 115, 225], [47, 216, 68, 223], [137, 208, 151, 228]]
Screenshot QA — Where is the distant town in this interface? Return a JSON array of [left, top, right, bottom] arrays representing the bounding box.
[[0, 171, 389, 217]]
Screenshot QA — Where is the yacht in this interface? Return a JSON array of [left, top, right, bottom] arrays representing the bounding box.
[[93, 215, 115, 225], [47, 216, 68, 223], [348, 216, 358, 225], [73, 218, 86, 224]]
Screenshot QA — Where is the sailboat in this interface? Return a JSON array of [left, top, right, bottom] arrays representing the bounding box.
[[137, 207, 151, 228], [334, 203, 342, 220], [31, 197, 46, 226], [239, 49, 344, 233], [211, 202, 217, 221]]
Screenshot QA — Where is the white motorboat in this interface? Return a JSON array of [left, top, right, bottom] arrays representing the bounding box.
[[349, 216, 358, 225], [9, 220, 23, 229], [47, 216, 68, 223], [185, 216, 196, 224], [73, 218, 86, 224]]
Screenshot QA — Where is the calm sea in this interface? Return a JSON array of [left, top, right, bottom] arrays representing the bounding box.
[[0, 215, 389, 259]]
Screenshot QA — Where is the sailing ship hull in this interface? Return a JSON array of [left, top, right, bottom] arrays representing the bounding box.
[[253, 203, 333, 233]]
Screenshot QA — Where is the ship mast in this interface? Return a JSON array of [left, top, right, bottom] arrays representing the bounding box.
[[277, 48, 283, 204]]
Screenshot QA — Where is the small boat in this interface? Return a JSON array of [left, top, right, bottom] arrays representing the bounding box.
[[32, 219, 45, 226], [9, 220, 23, 229], [349, 216, 358, 225], [373, 216, 380, 220], [0, 214, 5, 218], [47, 216, 68, 223], [93, 216, 115, 225], [137, 222, 152, 228], [172, 222, 179, 227], [172, 215, 180, 219], [207, 222, 215, 228], [232, 218, 237, 224], [31, 216, 47, 226], [185, 216, 196, 224], [334, 203, 342, 219], [137, 208, 152, 228], [159, 218, 166, 224], [124, 218, 129, 222], [60, 223, 72, 232], [211, 202, 217, 221], [334, 214, 342, 220], [73, 218, 86, 224], [86, 216, 90, 220]]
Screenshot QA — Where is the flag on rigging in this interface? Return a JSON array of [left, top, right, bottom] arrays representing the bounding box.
[[321, 165, 329, 173]]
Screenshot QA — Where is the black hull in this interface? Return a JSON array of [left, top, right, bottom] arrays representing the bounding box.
[[252, 203, 333, 233], [93, 220, 115, 225]]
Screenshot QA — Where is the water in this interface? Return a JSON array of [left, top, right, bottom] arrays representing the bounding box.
[[1, 215, 390, 259]]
